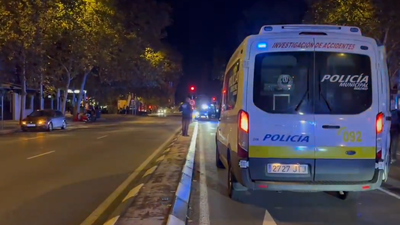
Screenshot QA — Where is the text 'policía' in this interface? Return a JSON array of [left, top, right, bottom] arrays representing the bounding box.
[[263, 134, 310, 143]]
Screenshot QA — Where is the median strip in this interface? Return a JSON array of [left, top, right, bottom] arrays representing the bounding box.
[[109, 123, 197, 225], [80, 126, 182, 225]]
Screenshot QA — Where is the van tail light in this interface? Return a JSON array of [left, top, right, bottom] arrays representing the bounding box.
[[376, 112, 384, 162], [376, 113, 384, 134], [238, 110, 249, 158]]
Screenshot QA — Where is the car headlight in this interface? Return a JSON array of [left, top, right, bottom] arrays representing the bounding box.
[[37, 120, 46, 125]]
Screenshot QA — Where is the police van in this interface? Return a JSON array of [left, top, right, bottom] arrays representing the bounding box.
[[215, 25, 392, 200]]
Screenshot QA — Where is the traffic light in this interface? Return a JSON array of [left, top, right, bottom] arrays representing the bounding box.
[[190, 86, 195, 91], [212, 97, 216, 101]]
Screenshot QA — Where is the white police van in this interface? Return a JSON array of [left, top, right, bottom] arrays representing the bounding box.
[[215, 25, 392, 200]]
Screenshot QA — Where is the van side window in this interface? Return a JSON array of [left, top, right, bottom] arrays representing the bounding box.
[[223, 60, 239, 111]]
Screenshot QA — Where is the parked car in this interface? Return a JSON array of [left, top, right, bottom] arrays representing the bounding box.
[[21, 109, 67, 132]]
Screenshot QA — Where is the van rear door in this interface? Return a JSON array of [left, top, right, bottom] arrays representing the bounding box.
[[247, 38, 316, 182], [313, 39, 377, 182]]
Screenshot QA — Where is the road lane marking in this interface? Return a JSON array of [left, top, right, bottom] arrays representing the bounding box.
[[263, 210, 278, 225], [104, 183, 144, 225], [80, 126, 182, 225], [23, 137, 40, 140], [199, 124, 210, 225], [27, 151, 55, 159], [378, 187, 400, 200], [97, 135, 108, 140], [156, 155, 165, 162], [142, 165, 158, 177]]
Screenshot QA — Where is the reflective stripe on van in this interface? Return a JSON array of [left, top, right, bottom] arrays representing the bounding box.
[[249, 146, 376, 159]]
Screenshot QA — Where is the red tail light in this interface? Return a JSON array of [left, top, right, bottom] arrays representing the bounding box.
[[376, 113, 384, 134], [376, 150, 382, 161], [238, 110, 249, 158], [239, 111, 249, 133], [376, 112, 384, 162]]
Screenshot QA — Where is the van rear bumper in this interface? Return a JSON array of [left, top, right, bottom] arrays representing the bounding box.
[[238, 168, 384, 192]]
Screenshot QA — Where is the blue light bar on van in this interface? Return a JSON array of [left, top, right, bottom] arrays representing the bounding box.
[[350, 27, 359, 32], [257, 43, 267, 48]]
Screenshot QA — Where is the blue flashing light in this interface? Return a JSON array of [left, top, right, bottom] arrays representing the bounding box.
[[350, 27, 359, 32], [257, 43, 267, 48], [263, 26, 273, 31]]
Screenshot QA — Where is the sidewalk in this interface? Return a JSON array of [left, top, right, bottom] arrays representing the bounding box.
[[0, 114, 137, 135], [0, 121, 20, 135]]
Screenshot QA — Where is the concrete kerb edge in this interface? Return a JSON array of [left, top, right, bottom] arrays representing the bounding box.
[[166, 122, 198, 225], [0, 128, 19, 135], [102, 127, 182, 225]]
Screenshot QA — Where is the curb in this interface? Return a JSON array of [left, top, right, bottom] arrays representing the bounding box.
[[0, 128, 19, 135], [166, 122, 198, 225]]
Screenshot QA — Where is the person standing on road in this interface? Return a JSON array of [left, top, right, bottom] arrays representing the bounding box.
[[179, 96, 193, 136]]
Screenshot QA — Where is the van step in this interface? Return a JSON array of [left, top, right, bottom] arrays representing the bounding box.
[[233, 183, 248, 191]]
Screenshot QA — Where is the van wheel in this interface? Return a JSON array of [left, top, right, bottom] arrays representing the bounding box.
[[215, 144, 225, 169], [337, 191, 359, 201], [227, 161, 238, 199], [383, 150, 391, 182]]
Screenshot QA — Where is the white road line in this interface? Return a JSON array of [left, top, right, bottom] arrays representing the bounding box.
[[378, 187, 400, 200], [97, 135, 108, 140], [80, 126, 182, 225], [199, 124, 210, 225], [263, 210, 278, 225], [27, 151, 55, 159]]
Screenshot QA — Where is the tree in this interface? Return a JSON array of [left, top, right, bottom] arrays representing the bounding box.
[[0, 0, 59, 122], [45, 0, 123, 114], [304, 0, 400, 86], [236, 0, 308, 44], [211, 48, 226, 81]]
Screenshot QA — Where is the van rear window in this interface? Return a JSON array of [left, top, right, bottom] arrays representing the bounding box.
[[315, 52, 372, 114], [253, 52, 372, 115]]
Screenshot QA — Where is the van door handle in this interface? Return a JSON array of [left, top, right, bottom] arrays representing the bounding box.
[[322, 125, 340, 129]]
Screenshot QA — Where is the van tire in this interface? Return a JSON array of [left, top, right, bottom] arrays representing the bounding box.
[[337, 191, 359, 201], [383, 149, 391, 182], [227, 161, 239, 200], [215, 144, 225, 169]]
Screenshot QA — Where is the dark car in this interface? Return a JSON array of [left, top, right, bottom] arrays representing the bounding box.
[[21, 109, 67, 132]]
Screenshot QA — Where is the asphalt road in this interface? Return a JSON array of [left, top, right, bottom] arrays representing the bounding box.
[[188, 121, 400, 225], [0, 116, 180, 225]]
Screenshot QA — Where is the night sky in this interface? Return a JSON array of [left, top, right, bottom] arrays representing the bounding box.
[[163, 0, 308, 101]]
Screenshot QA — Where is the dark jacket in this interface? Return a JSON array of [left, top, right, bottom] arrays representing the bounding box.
[[179, 102, 193, 119]]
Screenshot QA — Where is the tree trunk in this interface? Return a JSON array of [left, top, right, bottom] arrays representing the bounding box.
[[19, 59, 27, 124], [61, 77, 71, 114], [74, 72, 90, 114], [383, 27, 390, 45], [39, 73, 44, 109]]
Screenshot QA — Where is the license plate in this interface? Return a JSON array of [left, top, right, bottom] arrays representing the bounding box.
[[27, 124, 36, 127], [267, 163, 308, 174]]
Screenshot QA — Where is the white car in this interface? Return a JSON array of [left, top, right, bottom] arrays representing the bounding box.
[[158, 109, 166, 114], [215, 24, 392, 200]]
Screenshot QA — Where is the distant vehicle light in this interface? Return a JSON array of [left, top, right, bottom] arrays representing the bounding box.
[[202, 104, 209, 110]]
